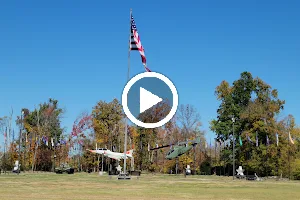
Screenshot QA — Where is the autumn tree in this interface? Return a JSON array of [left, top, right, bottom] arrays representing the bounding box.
[[16, 98, 64, 171], [0, 116, 10, 171], [210, 71, 292, 177], [69, 111, 93, 171], [92, 98, 124, 171], [134, 101, 172, 171], [292, 125, 300, 179], [92, 98, 124, 146]]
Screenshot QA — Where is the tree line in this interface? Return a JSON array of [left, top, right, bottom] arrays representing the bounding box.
[[210, 71, 300, 179], [0, 71, 300, 179]]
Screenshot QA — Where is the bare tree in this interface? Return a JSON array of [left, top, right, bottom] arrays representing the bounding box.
[[0, 116, 9, 134], [177, 104, 202, 140], [177, 104, 204, 176]]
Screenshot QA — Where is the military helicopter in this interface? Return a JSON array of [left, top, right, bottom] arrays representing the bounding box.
[[149, 137, 201, 160], [149, 136, 201, 175]]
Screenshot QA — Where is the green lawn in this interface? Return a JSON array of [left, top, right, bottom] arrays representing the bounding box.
[[0, 172, 300, 200]]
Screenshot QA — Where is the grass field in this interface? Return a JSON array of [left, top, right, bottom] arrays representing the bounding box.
[[0, 172, 300, 200]]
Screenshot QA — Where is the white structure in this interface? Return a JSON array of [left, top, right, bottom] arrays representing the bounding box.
[[13, 160, 20, 172], [87, 148, 133, 161], [236, 166, 244, 176], [255, 173, 262, 181], [116, 165, 122, 172], [186, 165, 191, 175]]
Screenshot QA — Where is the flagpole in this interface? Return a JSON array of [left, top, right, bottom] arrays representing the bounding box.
[[4, 127, 7, 174], [199, 142, 202, 174], [288, 131, 291, 180], [266, 135, 268, 177], [219, 141, 221, 176], [122, 8, 132, 178], [232, 117, 235, 180], [210, 138, 212, 175], [18, 110, 23, 175], [287, 116, 291, 181], [214, 139, 216, 175]]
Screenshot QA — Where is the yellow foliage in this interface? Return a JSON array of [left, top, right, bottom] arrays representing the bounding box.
[[24, 122, 34, 133], [215, 80, 232, 100], [96, 139, 103, 143], [179, 154, 193, 164], [292, 127, 300, 138]]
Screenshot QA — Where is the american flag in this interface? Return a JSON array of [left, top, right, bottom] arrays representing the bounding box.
[[130, 13, 151, 72]]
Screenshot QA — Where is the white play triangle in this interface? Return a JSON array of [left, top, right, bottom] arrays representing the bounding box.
[[140, 87, 163, 113]]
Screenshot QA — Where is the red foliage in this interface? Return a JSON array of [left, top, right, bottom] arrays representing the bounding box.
[[71, 115, 92, 136], [69, 114, 93, 146], [44, 106, 55, 117]]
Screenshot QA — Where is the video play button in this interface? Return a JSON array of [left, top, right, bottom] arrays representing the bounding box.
[[122, 72, 178, 129], [140, 87, 162, 113]]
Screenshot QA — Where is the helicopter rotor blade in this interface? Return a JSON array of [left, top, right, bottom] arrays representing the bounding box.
[[149, 137, 200, 150], [149, 144, 173, 151], [177, 137, 200, 146]]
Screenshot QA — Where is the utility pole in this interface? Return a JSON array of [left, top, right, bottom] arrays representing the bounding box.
[[193, 145, 196, 175], [4, 127, 7, 174], [232, 116, 235, 180], [287, 118, 291, 180], [18, 110, 24, 175], [199, 143, 202, 174], [210, 138, 212, 175], [9, 107, 13, 170], [23, 128, 26, 172], [53, 133, 57, 172], [214, 138, 217, 175], [101, 153, 104, 174], [184, 130, 187, 178], [32, 106, 39, 172]]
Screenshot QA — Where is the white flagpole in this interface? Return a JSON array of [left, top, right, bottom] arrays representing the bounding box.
[[123, 8, 132, 177]]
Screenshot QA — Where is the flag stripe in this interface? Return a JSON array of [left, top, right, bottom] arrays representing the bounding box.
[[130, 13, 151, 72], [130, 35, 138, 50]]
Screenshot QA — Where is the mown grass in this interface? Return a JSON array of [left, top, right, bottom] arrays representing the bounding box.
[[0, 172, 299, 200]]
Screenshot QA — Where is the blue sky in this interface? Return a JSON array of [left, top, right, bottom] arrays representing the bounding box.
[[0, 1, 299, 146]]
